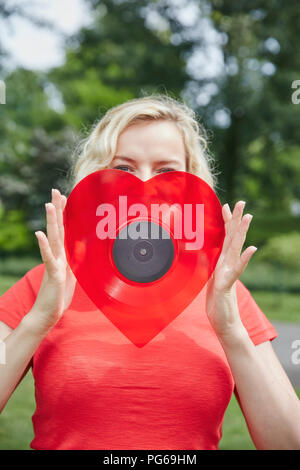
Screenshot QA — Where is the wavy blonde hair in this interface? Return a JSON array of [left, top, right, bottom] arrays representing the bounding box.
[[69, 94, 218, 191]]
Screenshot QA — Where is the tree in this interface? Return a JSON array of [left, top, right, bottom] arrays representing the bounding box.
[[49, 0, 191, 127], [0, 68, 72, 253], [187, 0, 300, 209]]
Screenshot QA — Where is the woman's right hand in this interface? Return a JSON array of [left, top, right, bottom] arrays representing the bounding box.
[[29, 188, 76, 333]]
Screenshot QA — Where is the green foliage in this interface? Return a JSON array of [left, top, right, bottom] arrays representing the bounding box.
[[194, 1, 300, 208], [57, 69, 135, 128], [240, 261, 300, 293], [0, 206, 32, 253], [246, 212, 300, 246], [243, 145, 300, 212], [0, 256, 40, 277], [49, 0, 190, 127], [0, 1, 191, 255], [0, 69, 74, 244], [241, 227, 300, 293], [254, 232, 300, 270]]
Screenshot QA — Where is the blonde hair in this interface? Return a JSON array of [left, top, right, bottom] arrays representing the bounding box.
[[69, 94, 218, 191]]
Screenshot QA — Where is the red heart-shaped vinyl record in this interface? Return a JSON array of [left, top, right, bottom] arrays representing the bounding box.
[[63, 169, 225, 347]]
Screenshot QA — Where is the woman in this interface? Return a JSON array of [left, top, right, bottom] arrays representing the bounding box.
[[0, 95, 299, 450]]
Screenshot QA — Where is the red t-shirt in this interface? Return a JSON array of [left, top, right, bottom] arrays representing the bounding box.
[[0, 263, 277, 450]]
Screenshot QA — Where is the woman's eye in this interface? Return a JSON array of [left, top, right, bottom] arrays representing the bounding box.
[[158, 168, 175, 173], [113, 166, 175, 173], [114, 165, 132, 172]]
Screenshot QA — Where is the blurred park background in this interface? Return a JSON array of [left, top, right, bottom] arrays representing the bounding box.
[[0, 0, 300, 450]]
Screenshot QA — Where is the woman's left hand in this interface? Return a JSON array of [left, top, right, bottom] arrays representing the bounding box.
[[205, 200, 257, 340]]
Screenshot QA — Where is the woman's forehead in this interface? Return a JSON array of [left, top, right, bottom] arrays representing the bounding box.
[[116, 120, 186, 160]]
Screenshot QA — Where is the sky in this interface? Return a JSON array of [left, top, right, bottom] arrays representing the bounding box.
[[1, 0, 92, 71]]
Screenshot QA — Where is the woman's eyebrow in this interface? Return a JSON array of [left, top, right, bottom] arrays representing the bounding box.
[[113, 156, 136, 163], [113, 155, 182, 165]]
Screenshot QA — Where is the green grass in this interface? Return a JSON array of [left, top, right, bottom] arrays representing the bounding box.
[[251, 291, 300, 324], [246, 212, 300, 247], [240, 262, 300, 293], [219, 388, 300, 450], [0, 372, 35, 450], [219, 394, 256, 450], [0, 275, 23, 295], [0, 256, 40, 278]]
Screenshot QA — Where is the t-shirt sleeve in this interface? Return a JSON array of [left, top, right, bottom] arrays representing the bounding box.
[[236, 279, 278, 346], [0, 264, 45, 329]]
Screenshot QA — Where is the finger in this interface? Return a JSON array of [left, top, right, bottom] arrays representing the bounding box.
[[46, 202, 62, 258], [221, 201, 246, 254], [233, 245, 258, 277], [222, 203, 232, 225], [224, 213, 253, 266], [57, 191, 66, 242], [61, 195, 67, 241], [35, 231, 56, 273], [220, 204, 232, 258], [61, 195, 67, 211], [51, 189, 64, 243]]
